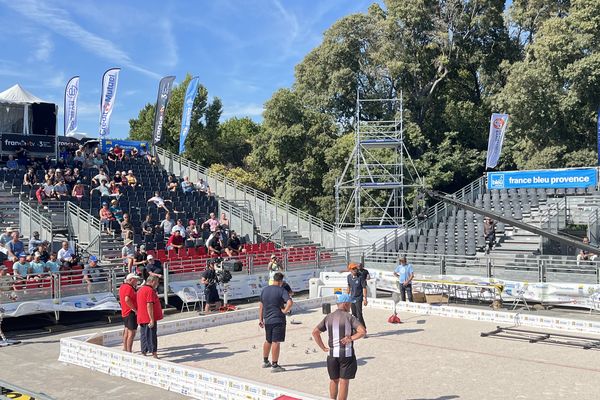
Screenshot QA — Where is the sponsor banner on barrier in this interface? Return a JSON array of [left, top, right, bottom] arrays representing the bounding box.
[[1, 292, 120, 317], [101, 138, 149, 154], [487, 168, 597, 190], [1, 133, 55, 154]]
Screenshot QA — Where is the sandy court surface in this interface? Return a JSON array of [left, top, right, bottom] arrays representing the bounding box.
[[115, 307, 600, 400]]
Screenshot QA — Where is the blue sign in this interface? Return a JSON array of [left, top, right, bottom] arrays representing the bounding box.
[[487, 168, 597, 190], [101, 139, 149, 154]]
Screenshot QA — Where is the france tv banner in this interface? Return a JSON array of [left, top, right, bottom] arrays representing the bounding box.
[[64, 76, 79, 136], [487, 168, 597, 190], [485, 113, 509, 169], [99, 67, 120, 138], [152, 75, 176, 145], [178, 76, 200, 154]]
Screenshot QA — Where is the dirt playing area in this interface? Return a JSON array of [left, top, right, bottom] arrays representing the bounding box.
[[102, 306, 600, 400]]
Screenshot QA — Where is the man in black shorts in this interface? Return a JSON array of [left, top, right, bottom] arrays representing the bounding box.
[[312, 294, 366, 400], [118, 273, 139, 352], [259, 272, 293, 373], [200, 260, 221, 313]]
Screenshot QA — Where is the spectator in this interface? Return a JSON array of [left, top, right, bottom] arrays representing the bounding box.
[[44, 252, 60, 273], [99, 202, 115, 234], [225, 231, 245, 257], [7, 232, 25, 262], [57, 241, 76, 269], [140, 144, 156, 164], [6, 155, 18, 170], [130, 146, 139, 158], [72, 168, 84, 184], [141, 215, 154, 237], [110, 199, 124, 222], [166, 175, 178, 192], [120, 213, 134, 240], [219, 213, 230, 230], [13, 253, 30, 279], [54, 179, 68, 199], [36, 178, 55, 204], [171, 219, 186, 238], [22, 167, 36, 187], [186, 219, 202, 247], [113, 144, 125, 160], [347, 263, 368, 330], [63, 168, 74, 186], [393, 256, 414, 302], [159, 213, 174, 238], [206, 231, 223, 256], [144, 255, 163, 283], [112, 171, 123, 185], [16, 147, 28, 168], [166, 230, 184, 252], [200, 260, 221, 313], [147, 191, 171, 212], [92, 169, 109, 186], [0, 227, 12, 261], [36, 241, 50, 262], [71, 180, 85, 201], [181, 176, 194, 193], [133, 245, 148, 274], [30, 252, 46, 278], [119, 273, 139, 353], [0, 265, 13, 292], [136, 275, 163, 358], [108, 181, 122, 198], [73, 150, 85, 168], [83, 255, 103, 292], [203, 212, 219, 233], [577, 237, 597, 263], [122, 239, 135, 273], [483, 217, 497, 253], [90, 181, 111, 197], [107, 147, 118, 162], [126, 170, 138, 186], [268, 255, 283, 285], [196, 179, 208, 193], [28, 231, 43, 254]]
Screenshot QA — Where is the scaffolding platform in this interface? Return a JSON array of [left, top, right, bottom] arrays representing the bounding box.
[[359, 139, 402, 148], [481, 326, 600, 350]]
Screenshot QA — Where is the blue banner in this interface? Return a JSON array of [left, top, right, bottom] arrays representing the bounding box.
[[99, 68, 120, 138], [485, 113, 509, 169], [64, 76, 79, 136], [488, 168, 597, 190], [101, 139, 149, 154], [179, 76, 200, 154], [597, 106, 600, 166]]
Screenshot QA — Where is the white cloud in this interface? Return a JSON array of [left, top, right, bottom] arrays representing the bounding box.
[[0, 0, 160, 79], [222, 102, 264, 119], [161, 18, 179, 68], [33, 34, 53, 62]]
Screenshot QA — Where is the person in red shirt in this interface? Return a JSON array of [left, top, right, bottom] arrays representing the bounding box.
[[136, 275, 163, 358], [166, 230, 184, 253], [119, 273, 139, 353]]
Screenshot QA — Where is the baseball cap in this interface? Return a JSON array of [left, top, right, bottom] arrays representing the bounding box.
[[336, 294, 356, 304], [125, 273, 139, 281], [147, 254, 154, 260], [89, 255, 98, 262], [18, 253, 27, 258]]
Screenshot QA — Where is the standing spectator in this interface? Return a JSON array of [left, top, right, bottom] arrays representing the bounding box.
[[83, 255, 104, 292], [312, 294, 366, 400], [99, 202, 114, 234], [119, 273, 139, 353], [268, 255, 282, 285], [126, 170, 138, 186], [171, 219, 186, 238], [120, 213, 134, 240], [71, 180, 85, 201], [57, 241, 76, 269], [28, 231, 43, 254], [219, 212, 230, 230], [7, 232, 25, 262], [200, 260, 221, 313], [225, 231, 244, 257], [137, 275, 163, 358], [258, 272, 293, 372], [186, 219, 202, 247], [181, 176, 194, 193], [347, 264, 368, 331], [147, 191, 172, 212], [16, 147, 28, 168], [122, 239, 135, 273], [483, 217, 497, 253], [203, 212, 219, 233], [166, 230, 184, 252], [393, 256, 414, 302], [159, 212, 174, 238], [12, 253, 30, 279], [141, 215, 154, 238]]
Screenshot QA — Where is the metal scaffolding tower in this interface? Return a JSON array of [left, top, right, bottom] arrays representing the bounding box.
[[335, 93, 423, 228]]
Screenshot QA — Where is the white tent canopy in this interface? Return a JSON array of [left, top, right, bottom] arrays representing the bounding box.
[[0, 84, 46, 104]]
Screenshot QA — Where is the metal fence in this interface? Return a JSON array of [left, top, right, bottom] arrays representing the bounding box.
[[66, 202, 102, 257], [19, 201, 55, 244]]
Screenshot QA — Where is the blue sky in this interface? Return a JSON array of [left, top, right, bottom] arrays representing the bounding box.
[[0, 0, 373, 139]]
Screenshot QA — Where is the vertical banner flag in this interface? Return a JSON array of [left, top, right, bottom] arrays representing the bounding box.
[[485, 113, 509, 169], [152, 75, 176, 145], [99, 67, 121, 138], [178, 76, 200, 154], [64, 76, 79, 136], [597, 106, 600, 166]]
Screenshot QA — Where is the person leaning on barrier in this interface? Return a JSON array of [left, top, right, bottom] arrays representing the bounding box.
[[394, 256, 414, 302]]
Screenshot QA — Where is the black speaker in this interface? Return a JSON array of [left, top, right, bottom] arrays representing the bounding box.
[[31, 103, 57, 136], [222, 259, 243, 272]]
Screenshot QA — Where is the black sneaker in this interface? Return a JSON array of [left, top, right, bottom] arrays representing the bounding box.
[[271, 365, 286, 373], [262, 361, 272, 368]]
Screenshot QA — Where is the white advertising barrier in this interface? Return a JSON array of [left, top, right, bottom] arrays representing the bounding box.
[[367, 297, 600, 335], [369, 269, 600, 310], [170, 269, 319, 304], [309, 272, 376, 299], [59, 297, 334, 400], [0, 292, 120, 318]]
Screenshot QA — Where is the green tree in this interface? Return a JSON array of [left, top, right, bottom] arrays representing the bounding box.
[[218, 117, 260, 167]]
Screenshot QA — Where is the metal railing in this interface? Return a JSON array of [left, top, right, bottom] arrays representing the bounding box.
[[218, 199, 255, 243], [19, 201, 55, 244], [66, 202, 102, 257], [156, 147, 362, 249]]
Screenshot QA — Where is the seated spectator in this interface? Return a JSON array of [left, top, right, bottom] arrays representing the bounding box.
[[122, 239, 135, 273], [6, 154, 19, 170], [196, 178, 208, 193], [206, 231, 223, 256], [0, 265, 13, 291], [0, 227, 12, 261], [147, 191, 172, 212], [225, 231, 245, 257], [92, 169, 109, 186], [29, 252, 46, 279], [108, 181, 122, 198], [12, 253, 30, 279], [63, 168, 74, 186], [203, 212, 219, 234], [99, 202, 115, 234], [90, 153, 104, 169], [91, 181, 117, 198], [57, 241, 76, 269], [55, 168, 64, 182], [54, 179, 69, 199], [143, 254, 163, 283], [186, 219, 202, 247], [133, 245, 148, 274], [110, 199, 124, 222], [130, 146, 139, 158], [577, 237, 597, 263], [44, 252, 60, 273], [71, 180, 85, 201], [107, 147, 118, 162], [125, 170, 138, 186], [219, 212, 230, 237], [72, 168, 84, 184], [23, 167, 36, 187], [113, 144, 125, 160], [36, 178, 55, 204], [142, 215, 154, 237], [166, 230, 185, 252], [73, 150, 85, 168], [36, 241, 50, 262], [181, 176, 194, 193], [167, 175, 178, 192], [112, 170, 123, 185], [171, 219, 186, 238], [7, 232, 24, 262], [120, 213, 134, 240], [83, 255, 104, 292], [159, 212, 174, 238], [28, 231, 43, 254], [58, 146, 70, 165]]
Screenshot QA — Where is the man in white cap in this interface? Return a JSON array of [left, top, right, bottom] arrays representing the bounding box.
[[119, 273, 139, 352], [312, 294, 366, 400]]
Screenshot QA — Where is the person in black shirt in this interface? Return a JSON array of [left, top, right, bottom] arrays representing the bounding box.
[[225, 231, 244, 257], [200, 260, 221, 313], [357, 263, 370, 282], [347, 264, 367, 330], [141, 215, 154, 237]]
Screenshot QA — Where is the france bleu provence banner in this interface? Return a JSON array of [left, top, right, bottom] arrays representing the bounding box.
[[178, 76, 200, 154], [487, 168, 597, 190], [99, 68, 120, 138], [485, 113, 509, 169], [64, 76, 79, 136], [152, 75, 176, 145]]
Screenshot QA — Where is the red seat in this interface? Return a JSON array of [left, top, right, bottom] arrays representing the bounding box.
[[3, 260, 14, 275]]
